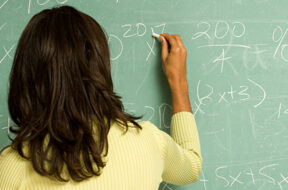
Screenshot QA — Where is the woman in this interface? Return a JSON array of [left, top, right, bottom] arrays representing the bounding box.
[[0, 6, 202, 189]]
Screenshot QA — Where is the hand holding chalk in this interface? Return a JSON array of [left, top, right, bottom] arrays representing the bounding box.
[[152, 32, 164, 43], [152, 32, 160, 39], [153, 33, 191, 114], [157, 33, 188, 87]]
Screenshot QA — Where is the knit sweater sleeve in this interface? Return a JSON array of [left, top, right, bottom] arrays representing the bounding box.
[[148, 112, 202, 185]]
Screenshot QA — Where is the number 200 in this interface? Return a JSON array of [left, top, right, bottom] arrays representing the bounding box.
[[192, 21, 246, 40]]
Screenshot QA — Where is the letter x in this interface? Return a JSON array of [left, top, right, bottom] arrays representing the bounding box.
[[230, 172, 243, 186], [162, 183, 173, 190], [0, 44, 15, 64], [145, 40, 156, 62], [278, 173, 288, 190], [218, 92, 229, 103]]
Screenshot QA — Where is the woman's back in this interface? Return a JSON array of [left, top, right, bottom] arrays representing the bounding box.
[[0, 5, 201, 189], [1, 113, 200, 190]]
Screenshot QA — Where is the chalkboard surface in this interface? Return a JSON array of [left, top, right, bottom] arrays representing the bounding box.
[[2, 0, 288, 189]]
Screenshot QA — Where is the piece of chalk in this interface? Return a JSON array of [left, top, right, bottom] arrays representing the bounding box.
[[152, 32, 160, 39]]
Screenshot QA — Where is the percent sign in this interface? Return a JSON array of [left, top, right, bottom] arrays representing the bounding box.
[[272, 26, 288, 62]]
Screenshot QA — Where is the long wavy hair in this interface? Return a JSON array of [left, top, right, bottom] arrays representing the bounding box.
[[8, 6, 141, 182]]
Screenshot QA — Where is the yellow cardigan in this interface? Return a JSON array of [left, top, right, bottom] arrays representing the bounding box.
[[0, 112, 202, 190]]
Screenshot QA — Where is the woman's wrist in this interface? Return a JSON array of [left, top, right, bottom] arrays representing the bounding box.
[[168, 79, 192, 114], [168, 78, 189, 93]]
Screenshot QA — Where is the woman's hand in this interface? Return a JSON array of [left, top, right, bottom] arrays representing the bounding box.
[[160, 33, 192, 114], [160, 33, 188, 89]]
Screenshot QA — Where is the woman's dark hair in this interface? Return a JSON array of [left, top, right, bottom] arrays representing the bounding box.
[[8, 5, 141, 182]]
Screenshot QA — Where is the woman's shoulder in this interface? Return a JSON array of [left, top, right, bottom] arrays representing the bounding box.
[[138, 120, 157, 129], [0, 145, 28, 170], [111, 120, 165, 141], [1, 145, 15, 158], [138, 121, 167, 136], [0, 146, 27, 188], [0, 146, 20, 170], [110, 120, 158, 133], [0, 146, 24, 165]]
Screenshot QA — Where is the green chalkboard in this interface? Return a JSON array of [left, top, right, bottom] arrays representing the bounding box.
[[2, 0, 288, 189]]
